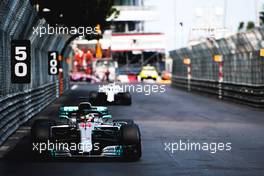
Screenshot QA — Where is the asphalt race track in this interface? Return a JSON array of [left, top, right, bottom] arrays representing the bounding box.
[[1, 83, 264, 176]]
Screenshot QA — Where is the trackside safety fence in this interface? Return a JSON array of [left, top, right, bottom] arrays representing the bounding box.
[[0, 0, 72, 145], [0, 82, 58, 145], [170, 27, 264, 107]]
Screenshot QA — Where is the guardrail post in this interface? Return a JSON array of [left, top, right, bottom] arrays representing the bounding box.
[[218, 61, 223, 99], [214, 55, 223, 99], [187, 65, 192, 91], [59, 55, 64, 96], [183, 58, 191, 91], [56, 80, 59, 98]]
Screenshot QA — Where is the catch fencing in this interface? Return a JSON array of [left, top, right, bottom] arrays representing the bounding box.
[[170, 27, 264, 107], [0, 0, 71, 145]]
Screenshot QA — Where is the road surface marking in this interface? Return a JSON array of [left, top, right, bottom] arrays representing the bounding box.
[[71, 85, 78, 90]]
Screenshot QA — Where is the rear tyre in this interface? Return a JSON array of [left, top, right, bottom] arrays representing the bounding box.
[[120, 124, 141, 161], [89, 91, 98, 105], [120, 92, 132, 105]]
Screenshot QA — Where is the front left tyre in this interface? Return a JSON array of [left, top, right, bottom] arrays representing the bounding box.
[[31, 119, 55, 142], [31, 119, 56, 158], [119, 92, 132, 105]]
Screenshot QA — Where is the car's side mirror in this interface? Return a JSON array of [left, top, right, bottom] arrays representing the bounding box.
[[60, 115, 75, 126], [102, 115, 112, 119]]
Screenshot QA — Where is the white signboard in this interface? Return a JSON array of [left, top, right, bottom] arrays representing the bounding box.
[[111, 33, 165, 52]]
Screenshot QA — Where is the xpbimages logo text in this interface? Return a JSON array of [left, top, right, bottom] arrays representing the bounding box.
[[33, 24, 100, 37], [164, 140, 232, 154], [32, 140, 100, 154], [98, 82, 166, 96]]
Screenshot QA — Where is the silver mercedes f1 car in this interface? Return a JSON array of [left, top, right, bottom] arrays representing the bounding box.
[[31, 102, 141, 161]]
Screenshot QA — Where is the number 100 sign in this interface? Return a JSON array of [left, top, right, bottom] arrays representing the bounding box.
[[48, 51, 59, 75], [11, 40, 31, 83]]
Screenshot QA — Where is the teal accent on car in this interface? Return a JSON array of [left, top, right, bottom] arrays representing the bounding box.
[[116, 146, 123, 156], [50, 149, 56, 157], [58, 106, 79, 118]]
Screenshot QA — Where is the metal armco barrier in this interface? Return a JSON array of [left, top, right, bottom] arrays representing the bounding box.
[[170, 27, 264, 107], [0, 82, 58, 145], [0, 0, 72, 145], [172, 77, 264, 107]]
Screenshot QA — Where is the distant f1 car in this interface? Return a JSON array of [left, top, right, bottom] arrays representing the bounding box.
[[70, 71, 100, 83], [31, 102, 141, 160], [89, 83, 131, 105]]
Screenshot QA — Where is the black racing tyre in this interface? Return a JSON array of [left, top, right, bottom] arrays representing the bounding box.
[[89, 91, 98, 98], [113, 119, 134, 125], [89, 91, 98, 99], [95, 92, 108, 105], [31, 119, 55, 142], [120, 124, 140, 145], [120, 92, 132, 105], [120, 124, 141, 161], [89, 91, 98, 105]]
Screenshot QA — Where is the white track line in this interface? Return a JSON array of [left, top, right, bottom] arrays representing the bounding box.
[[71, 85, 78, 90]]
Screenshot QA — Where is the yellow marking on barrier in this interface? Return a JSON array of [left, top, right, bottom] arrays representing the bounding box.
[[214, 55, 222, 62], [260, 49, 264, 57]]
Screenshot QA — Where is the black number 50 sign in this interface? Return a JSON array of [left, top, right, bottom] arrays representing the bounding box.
[[11, 40, 31, 83], [48, 51, 59, 75]]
